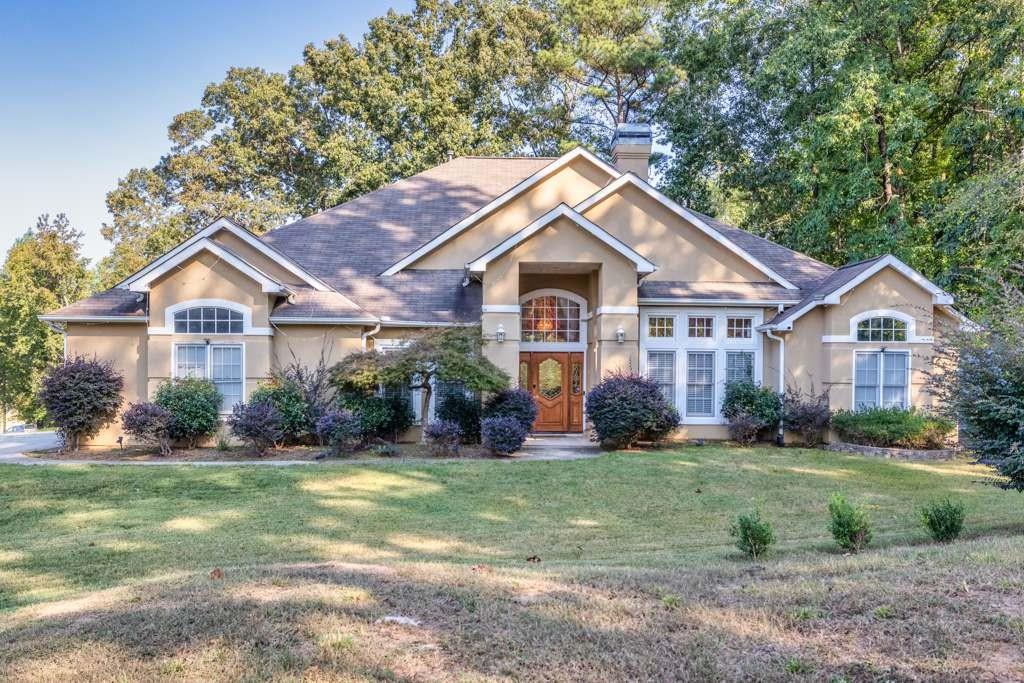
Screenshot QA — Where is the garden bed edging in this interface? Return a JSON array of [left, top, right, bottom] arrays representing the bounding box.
[[827, 441, 958, 461]]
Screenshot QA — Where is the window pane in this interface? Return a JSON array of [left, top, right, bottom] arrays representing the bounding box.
[[882, 352, 908, 408], [647, 351, 675, 406], [726, 352, 754, 383], [648, 317, 674, 338], [726, 318, 752, 339], [857, 317, 908, 342], [688, 317, 713, 338], [854, 352, 880, 410], [175, 344, 207, 379], [520, 295, 581, 343], [686, 352, 715, 416], [211, 346, 242, 411]]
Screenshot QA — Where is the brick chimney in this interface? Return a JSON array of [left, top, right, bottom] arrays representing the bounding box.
[[611, 123, 652, 180]]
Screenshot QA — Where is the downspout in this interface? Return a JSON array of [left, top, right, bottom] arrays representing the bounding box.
[[764, 304, 786, 446], [361, 322, 382, 351]]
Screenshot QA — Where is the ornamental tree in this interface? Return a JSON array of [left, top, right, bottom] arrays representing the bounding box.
[[39, 356, 123, 451]]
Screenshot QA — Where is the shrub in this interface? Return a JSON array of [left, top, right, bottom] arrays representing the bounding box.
[[342, 391, 416, 442], [828, 493, 873, 552], [585, 372, 680, 449], [783, 386, 831, 445], [424, 419, 463, 456], [481, 416, 528, 455], [437, 391, 482, 443], [722, 381, 781, 444], [482, 388, 538, 432], [121, 402, 173, 456], [228, 401, 283, 456], [831, 408, 954, 449], [154, 378, 221, 448], [729, 510, 776, 559], [39, 356, 123, 451], [920, 498, 966, 542], [250, 379, 313, 443], [315, 408, 363, 456]]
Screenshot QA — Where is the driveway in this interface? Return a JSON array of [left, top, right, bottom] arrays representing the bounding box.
[[0, 431, 59, 457]]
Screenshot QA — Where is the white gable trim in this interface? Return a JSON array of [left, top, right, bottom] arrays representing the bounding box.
[[574, 173, 799, 290], [118, 218, 330, 292], [126, 239, 286, 294], [466, 204, 657, 274], [761, 255, 955, 332], [380, 148, 620, 276]]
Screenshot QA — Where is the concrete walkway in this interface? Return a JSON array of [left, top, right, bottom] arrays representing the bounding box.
[[0, 432, 602, 466]]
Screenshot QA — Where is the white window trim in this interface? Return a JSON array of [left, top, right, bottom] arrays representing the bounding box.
[[823, 309, 932, 343], [170, 342, 246, 414], [686, 314, 716, 341], [150, 299, 272, 336], [644, 314, 677, 341], [852, 349, 911, 411], [518, 288, 589, 351], [724, 315, 755, 343]]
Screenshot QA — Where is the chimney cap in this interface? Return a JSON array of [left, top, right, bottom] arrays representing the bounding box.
[[612, 123, 652, 146]]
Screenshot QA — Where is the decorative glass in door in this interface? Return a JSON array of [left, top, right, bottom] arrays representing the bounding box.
[[538, 357, 563, 400]]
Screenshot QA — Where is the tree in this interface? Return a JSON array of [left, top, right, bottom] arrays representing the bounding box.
[[0, 214, 92, 430], [660, 0, 1024, 296], [332, 326, 509, 441]]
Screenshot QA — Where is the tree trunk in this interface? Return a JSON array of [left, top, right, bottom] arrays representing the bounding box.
[[874, 107, 895, 205], [419, 382, 432, 443]]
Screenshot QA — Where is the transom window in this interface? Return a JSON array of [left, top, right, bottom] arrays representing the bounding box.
[[648, 316, 674, 338], [174, 343, 243, 412], [688, 316, 714, 338], [856, 316, 907, 342], [173, 306, 243, 334], [726, 317, 752, 339], [521, 295, 581, 343]]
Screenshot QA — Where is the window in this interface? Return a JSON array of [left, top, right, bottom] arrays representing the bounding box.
[[521, 295, 581, 343], [686, 352, 715, 416], [174, 343, 243, 412], [647, 351, 675, 407], [726, 351, 754, 383], [688, 317, 713, 338], [854, 351, 908, 409], [173, 306, 243, 334], [648, 316, 674, 338], [856, 316, 908, 342], [726, 317, 752, 339]]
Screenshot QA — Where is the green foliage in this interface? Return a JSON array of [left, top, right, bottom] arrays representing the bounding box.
[[831, 408, 954, 449], [38, 356, 123, 451], [721, 381, 781, 445], [250, 380, 312, 443], [154, 378, 221, 448], [436, 391, 482, 444], [340, 392, 416, 443], [585, 372, 680, 449], [729, 510, 776, 559], [920, 498, 966, 543], [828, 494, 873, 552]]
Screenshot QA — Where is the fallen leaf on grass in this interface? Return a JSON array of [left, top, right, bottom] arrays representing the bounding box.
[[471, 564, 493, 573], [526, 555, 541, 563], [209, 568, 224, 580]]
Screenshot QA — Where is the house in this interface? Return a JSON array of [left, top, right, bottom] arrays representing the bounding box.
[[42, 125, 966, 444]]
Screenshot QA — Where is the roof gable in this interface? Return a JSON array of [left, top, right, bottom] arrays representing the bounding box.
[[127, 239, 286, 294]]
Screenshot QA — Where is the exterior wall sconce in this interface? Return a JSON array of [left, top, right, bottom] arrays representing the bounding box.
[[496, 324, 505, 343], [615, 325, 625, 344]]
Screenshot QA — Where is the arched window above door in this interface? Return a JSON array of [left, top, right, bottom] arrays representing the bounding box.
[[520, 293, 582, 343]]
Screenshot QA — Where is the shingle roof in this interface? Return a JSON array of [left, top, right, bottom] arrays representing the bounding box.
[[41, 289, 148, 320], [638, 281, 803, 303], [269, 287, 371, 321], [762, 256, 887, 327]]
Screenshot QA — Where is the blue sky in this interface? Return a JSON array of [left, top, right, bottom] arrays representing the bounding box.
[[0, 0, 413, 264]]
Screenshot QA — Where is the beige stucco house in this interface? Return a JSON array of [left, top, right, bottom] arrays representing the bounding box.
[[43, 125, 967, 444]]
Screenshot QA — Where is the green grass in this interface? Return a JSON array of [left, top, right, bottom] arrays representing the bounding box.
[[1, 446, 1022, 680]]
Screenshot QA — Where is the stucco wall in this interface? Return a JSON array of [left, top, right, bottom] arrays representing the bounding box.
[[271, 324, 364, 369], [209, 229, 308, 288]]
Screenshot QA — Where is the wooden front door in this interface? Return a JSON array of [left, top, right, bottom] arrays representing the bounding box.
[[520, 352, 584, 432]]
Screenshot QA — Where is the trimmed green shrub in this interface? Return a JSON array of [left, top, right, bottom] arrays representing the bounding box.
[[437, 391, 482, 443], [424, 419, 462, 456], [481, 416, 528, 455], [482, 388, 537, 432], [783, 386, 831, 445], [250, 379, 313, 443], [341, 391, 416, 442], [154, 378, 221, 448], [920, 498, 966, 542], [228, 400, 284, 456], [122, 402, 173, 456], [721, 381, 781, 444], [831, 407, 954, 449], [585, 372, 680, 449], [828, 493, 873, 552], [39, 356, 123, 452], [315, 408, 363, 456], [729, 510, 776, 559]]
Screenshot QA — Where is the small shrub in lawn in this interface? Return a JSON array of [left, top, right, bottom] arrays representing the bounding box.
[[154, 378, 222, 448], [721, 381, 781, 444], [828, 493, 873, 552], [584, 372, 680, 449], [437, 391, 482, 443], [920, 498, 966, 542], [831, 407, 954, 449], [121, 402, 173, 456], [250, 379, 313, 443], [481, 416, 528, 455], [315, 408, 363, 456], [729, 509, 776, 559], [39, 356, 123, 451], [783, 386, 831, 445], [482, 388, 537, 432], [228, 401, 283, 456], [424, 419, 462, 456]]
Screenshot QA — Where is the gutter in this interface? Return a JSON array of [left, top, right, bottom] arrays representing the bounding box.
[[763, 304, 786, 446], [361, 323, 382, 351]]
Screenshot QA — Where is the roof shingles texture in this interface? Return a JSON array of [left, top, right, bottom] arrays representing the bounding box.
[[44, 289, 148, 318]]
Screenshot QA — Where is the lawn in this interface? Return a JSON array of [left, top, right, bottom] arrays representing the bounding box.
[[1, 446, 1022, 681]]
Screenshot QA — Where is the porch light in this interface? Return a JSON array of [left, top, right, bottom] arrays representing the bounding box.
[[616, 325, 625, 344], [496, 324, 506, 343]]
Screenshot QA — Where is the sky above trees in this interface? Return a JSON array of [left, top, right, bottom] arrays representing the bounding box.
[[0, 0, 414, 263]]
